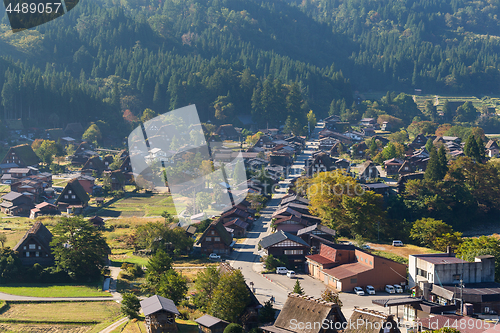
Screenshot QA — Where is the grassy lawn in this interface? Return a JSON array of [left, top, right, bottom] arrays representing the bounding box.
[[177, 319, 199, 333], [110, 250, 150, 267], [0, 283, 111, 297]]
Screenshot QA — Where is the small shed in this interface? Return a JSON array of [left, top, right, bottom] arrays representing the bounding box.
[[195, 314, 229, 333], [140, 295, 180, 333]]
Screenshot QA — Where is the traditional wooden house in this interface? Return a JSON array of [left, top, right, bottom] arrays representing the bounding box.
[[89, 216, 105, 228], [120, 156, 134, 182], [486, 140, 499, 158], [103, 170, 125, 191], [344, 308, 400, 333], [13, 221, 54, 266], [297, 224, 336, 251], [196, 219, 234, 254], [0, 144, 40, 167], [305, 152, 336, 176], [220, 208, 252, 225], [30, 202, 59, 219], [0, 191, 33, 215], [73, 175, 95, 195], [398, 160, 414, 176], [81, 156, 106, 176], [64, 122, 84, 139], [259, 230, 310, 270], [223, 218, 248, 238], [195, 314, 229, 333], [55, 179, 90, 214], [383, 158, 404, 176], [358, 160, 379, 180], [215, 124, 239, 141], [409, 134, 428, 149], [353, 142, 368, 157], [260, 293, 346, 333], [140, 295, 180, 333]]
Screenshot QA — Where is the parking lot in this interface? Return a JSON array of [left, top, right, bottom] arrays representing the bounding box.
[[264, 271, 411, 319]]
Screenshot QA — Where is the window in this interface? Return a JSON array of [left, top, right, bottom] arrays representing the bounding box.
[[365, 258, 367, 263], [72, 195, 76, 199], [38, 246, 41, 250], [369, 261, 372, 265], [206, 237, 212, 242], [23, 246, 26, 250], [29, 244, 36, 249], [64, 195, 69, 199], [214, 237, 220, 242], [35, 252, 39, 257], [350, 278, 357, 284], [25, 252, 30, 257], [68, 190, 72, 194], [417, 268, 428, 278], [211, 231, 215, 235], [284, 250, 303, 255]]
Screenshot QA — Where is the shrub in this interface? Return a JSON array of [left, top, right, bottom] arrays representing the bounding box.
[[224, 323, 243, 333], [121, 293, 141, 319]]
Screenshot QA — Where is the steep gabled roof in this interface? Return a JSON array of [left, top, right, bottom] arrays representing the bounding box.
[[486, 140, 499, 149], [297, 223, 336, 237], [344, 308, 400, 333], [195, 314, 229, 328], [223, 218, 248, 230], [1, 191, 24, 202], [215, 124, 239, 138], [55, 179, 90, 204], [140, 295, 180, 316], [272, 293, 346, 333], [6, 144, 40, 166], [13, 221, 53, 254], [280, 194, 310, 206], [196, 219, 233, 246], [259, 230, 310, 249]]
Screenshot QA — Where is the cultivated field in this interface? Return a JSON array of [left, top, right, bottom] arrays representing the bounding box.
[[95, 194, 179, 218], [0, 301, 121, 333], [0, 283, 110, 298]]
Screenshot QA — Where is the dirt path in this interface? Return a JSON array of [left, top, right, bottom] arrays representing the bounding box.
[[99, 317, 128, 333]]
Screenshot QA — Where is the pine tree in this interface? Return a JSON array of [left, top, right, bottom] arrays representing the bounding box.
[[476, 135, 486, 162], [437, 145, 448, 179], [293, 279, 304, 295], [464, 135, 482, 162], [424, 146, 442, 182]]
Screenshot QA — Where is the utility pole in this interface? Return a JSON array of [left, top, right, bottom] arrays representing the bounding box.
[[378, 221, 380, 242]]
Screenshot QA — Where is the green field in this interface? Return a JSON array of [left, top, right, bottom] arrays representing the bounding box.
[[0, 283, 111, 298], [95, 194, 180, 217], [413, 94, 500, 113]]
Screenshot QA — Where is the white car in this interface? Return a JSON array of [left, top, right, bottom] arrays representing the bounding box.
[[286, 270, 296, 278], [209, 253, 221, 260], [354, 287, 365, 296], [276, 267, 288, 274], [394, 284, 404, 293], [365, 285, 376, 295], [385, 285, 395, 294], [392, 240, 404, 247]]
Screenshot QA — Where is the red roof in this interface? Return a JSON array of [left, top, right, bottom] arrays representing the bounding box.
[[306, 254, 335, 265], [323, 262, 372, 280]]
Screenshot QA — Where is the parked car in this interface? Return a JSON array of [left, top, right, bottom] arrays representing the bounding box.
[[209, 253, 220, 260], [394, 284, 404, 293], [392, 240, 404, 247], [361, 244, 371, 250], [354, 287, 365, 296], [365, 285, 376, 295], [276, 267, 288, 274], [385, 285, 395, 294], [286, 270, 296, 278]]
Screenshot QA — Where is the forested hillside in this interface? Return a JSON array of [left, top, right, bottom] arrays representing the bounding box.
[[0, 0, 499, 135]]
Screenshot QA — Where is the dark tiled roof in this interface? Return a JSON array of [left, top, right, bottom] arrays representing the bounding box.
[[55, 179, 90, 204], [1, 191, 23, 201], [259, 230, 310, 249], [297, 224, 336, 236], [196, 219, 233, 246], [140, 295, 180, 316]]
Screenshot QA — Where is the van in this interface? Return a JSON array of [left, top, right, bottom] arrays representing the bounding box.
[[392, 240, 404, 247], [394, 284, 403, 293], [286, 270, 296, 278], [385, 285, 395, 294], [276, 267, 288, 274]]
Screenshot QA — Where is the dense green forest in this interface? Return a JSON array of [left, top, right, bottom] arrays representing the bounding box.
[[0, 0, 499, 136]]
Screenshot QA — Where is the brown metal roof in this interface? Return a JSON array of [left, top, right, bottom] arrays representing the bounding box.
[[306, 254, 336, 265], [323, 262, 372, 280]]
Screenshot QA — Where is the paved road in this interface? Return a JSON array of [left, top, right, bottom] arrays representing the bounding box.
[[228, 124, 322, 309]]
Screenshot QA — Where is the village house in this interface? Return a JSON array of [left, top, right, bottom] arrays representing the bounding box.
[[259, 230, 310, 270], [196, 219, 234, 255], [30, 202, 59, 219], [358, 160, 379, 180], [0, 191, 33, 216], [273, 215, 311, 234], [398, 160, 414, 176], [81, 156, 106, 176], [64, 122, 84, 139], [140, 295, 180, 333], [223, 218, 248, 238], [215, 124, 239, 141], [305, 243, 407, 292], [0, 144, 40, 167], [360, 118, 377, 127], [485, 140, 499, 158], [384, 158, 404, 176], [344, 308, 401, 333], [297, 224, 336, 251], [55, 178, 90, 214], [13, 221, 54, 266], [260, 293, 346, 333], [195, 314, 229, 333], [89, 216, 105, 229], [73, 175, 95, 195]]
